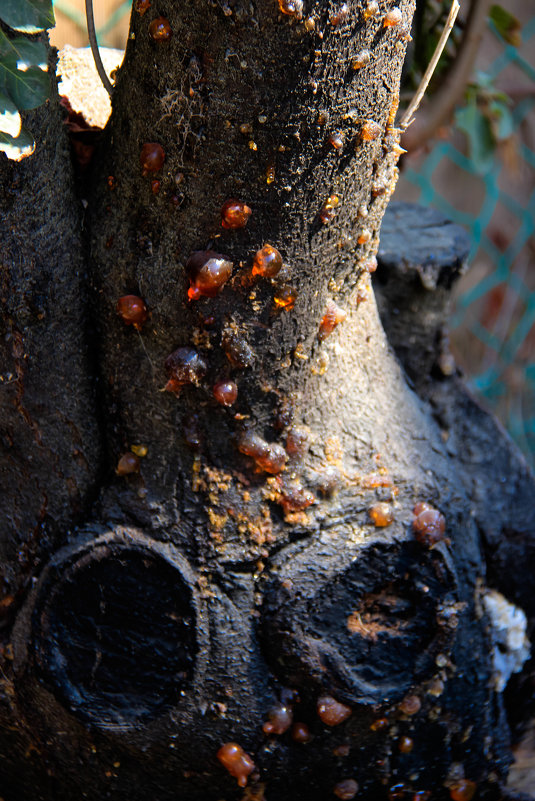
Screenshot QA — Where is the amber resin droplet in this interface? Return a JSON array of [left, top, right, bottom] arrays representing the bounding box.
[[384, 7, 402, 27], [140, 142, 165, 174], [273, 286, 297, 310], [334, 779, 359, 800], [135, 0, 150, 15], [116, 295, 148, 329], [398, 736, 414, 753], [149, 16, 172, 40], [360, 120, 382, 141], [363, 1, 379, 19], [116, 452, 140, 476], [151, 179, 160, 194], [372, 179, 388, 197], [427, 677, 444, 697], [221, 199, 252, 229], [278, 476, 316, 513], [317, 695, 352, 726], [258, 446, 289, 476], [186, 250, 233, 300], [217, 743, 255, 788], [318, 300, 347, 341], [266, 165, 276, 184], [397, 22, 412, 42], [107, 175, 116, 190], [262, 703, 293, 735], [329, 3, 349, 26], [319, 194, 339, 224], [278, 0, 303, 18], [358, 229, 372, 245], [131, 444, 148, 458], [213, 379, 238, 407], [449, 780, 477, 801], [400, 695, 421, 716], [412, 502, 446, 547], [320, 207, 336, 224], [328, 132, 344, 150], [238, 430, 288, 474], [164, 347, 207, 394], [285, 426, 310, 456], [368, 502, 394, 527], [352, 49, 371, 69], [252, 244, 283, 278], [370, 717, 388, 731], [291, 721, 312, 743]]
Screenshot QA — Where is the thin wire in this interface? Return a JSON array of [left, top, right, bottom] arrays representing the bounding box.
[[400, 0, 460, 131], [85, 0, 114, 96]]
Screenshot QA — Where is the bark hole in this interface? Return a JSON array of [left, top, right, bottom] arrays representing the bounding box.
[[32, 543, 197, 727], [261, 540, 458, 705]]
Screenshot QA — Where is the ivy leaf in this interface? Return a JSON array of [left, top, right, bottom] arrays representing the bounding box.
[[0, 29, 49, 111], [489, 5, 521, 47], [455, 101, 495, 175], [0, 0, 55, 33]]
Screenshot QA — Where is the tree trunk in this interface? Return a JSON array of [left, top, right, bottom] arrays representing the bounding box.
[[0, 2, 534, 800]]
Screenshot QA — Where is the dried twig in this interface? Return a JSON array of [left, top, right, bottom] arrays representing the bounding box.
[[401, 0, 492, 151], [85, 0, 114, 97], [400, 0, 460, 132]]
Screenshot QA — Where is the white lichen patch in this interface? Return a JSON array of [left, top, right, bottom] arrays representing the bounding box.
[[483, 589, 530, 692]]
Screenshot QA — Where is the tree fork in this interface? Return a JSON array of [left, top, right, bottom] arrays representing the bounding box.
[[0, 2, 534, 800]]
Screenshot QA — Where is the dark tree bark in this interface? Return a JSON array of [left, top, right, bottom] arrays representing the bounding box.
[[0, 2, 534, 800]]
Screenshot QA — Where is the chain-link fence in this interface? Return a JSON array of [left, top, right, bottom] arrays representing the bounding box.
[[51, 1, 535, 467], [396, 12, 535, 468], [51, 0, 130, 49]]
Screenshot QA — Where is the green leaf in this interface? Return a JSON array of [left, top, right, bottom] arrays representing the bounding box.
[[0, 34, 48, 68], [489, 5, 521, 47], [489, 99, 514, 141], [0, 87, 21, 137], [456, 102, 495, 174], [0, 86, 17, 114], [0, 123, 35, 161], [6, 63, 49, 109], [0, 0, 55, 33], [0, 123, 33, 147], [0, 29, 49, 111]]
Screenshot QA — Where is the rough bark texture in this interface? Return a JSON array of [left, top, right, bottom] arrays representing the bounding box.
[[0, 2, 534, 801]]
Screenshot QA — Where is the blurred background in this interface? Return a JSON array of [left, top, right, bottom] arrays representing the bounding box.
[[50, 0, 534, 469]]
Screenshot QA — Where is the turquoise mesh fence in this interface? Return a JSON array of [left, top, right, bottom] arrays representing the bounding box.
[[396, 15, 535, 468], [52, 0, 132, 46], [51, 2, 535, 467]]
